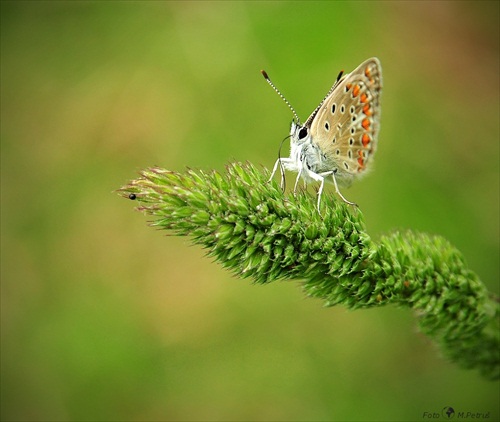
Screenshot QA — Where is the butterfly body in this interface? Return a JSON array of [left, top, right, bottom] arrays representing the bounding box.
[[283, 120, 356, 186], [264, 58, 382, 209]]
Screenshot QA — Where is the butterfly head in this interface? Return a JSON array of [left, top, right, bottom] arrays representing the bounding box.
[[290, 121, 311, 146]]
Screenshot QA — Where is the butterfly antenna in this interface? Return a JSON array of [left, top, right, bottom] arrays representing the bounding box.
[[261, 70, 301, 125]]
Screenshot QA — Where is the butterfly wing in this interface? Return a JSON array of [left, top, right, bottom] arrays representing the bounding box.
[[308, 58, 382, 184]]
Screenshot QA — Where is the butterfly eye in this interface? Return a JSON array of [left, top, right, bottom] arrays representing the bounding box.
[[298, 127, 308, 139]]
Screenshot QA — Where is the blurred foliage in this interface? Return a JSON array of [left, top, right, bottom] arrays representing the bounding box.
[[1, 1, 499, 421]]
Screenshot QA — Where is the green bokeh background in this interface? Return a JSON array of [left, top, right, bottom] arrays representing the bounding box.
[[1, 1, 499, 421]]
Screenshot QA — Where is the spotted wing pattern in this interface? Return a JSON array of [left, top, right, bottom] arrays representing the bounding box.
[[308, 58, 382, 184]]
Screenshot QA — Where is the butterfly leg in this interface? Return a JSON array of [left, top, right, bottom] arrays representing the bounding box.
[[309, 170, 358, 208], [328, 171, 357, 206], [305, 170, 327, 212], [268, 158, 280, 182], [316, 176, 326, 213], [293, 168, 303, 194], [269, 158, 287, 190]]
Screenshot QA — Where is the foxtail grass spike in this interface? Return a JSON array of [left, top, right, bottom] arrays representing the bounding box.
[[117, 162, 499, 380]]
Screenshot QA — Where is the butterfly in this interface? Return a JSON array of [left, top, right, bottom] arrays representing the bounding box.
[[262, 57, 382, 211]]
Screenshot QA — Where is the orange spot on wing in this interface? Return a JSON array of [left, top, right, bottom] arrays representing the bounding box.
[[360, 93, 368, 103], [365, 67, 371, 78], [357, 150, 365, 170], [362, 133, 371, 147], [362, 118, 370, 130], [346, 83, 352, 91], [352, 85, 360, 97], [362, 104, 371, 116]]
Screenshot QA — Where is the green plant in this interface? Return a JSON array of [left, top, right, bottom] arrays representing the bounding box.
[[117, 162, 499, 380]]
